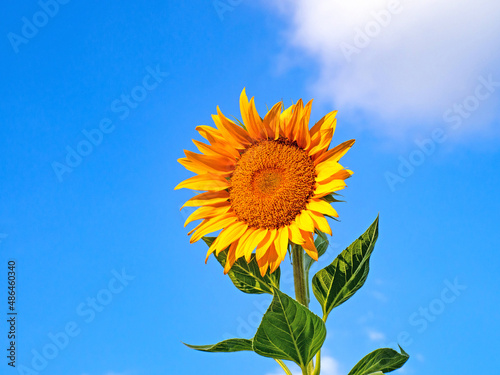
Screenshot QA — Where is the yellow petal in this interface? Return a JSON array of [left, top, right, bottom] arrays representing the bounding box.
[[214, 221, 249, 255], [240, 228, 268, 261], [240, 88, 263, 139], [181, 190, 230, 209], [315, 160, 343, 182], [184, 150, 235, 174], [300, 230, 318, 260], [174, 173, 229, 191], [184, 204, 231, 227], [288, 221, 306, 245], [262, 101, 283, 140], [274, 227, 289, 261], [177, 158, 213, 175], [310, 110, 337, 138], [256, 229, 276, 260], [295, 210, 315, 233], [308, 128, 333, 157], [284, 99, 303, 140], [195, 126, 240, 159], [214, 106, 252, 148], [192, 139, 237, 161], [224, 241, 239, 274], [309, 210, 332, 235], [314, 179, 347, 197], [314, 139, 355, 165], [307, 198, 339, 218], [190, 213, 237, 243]]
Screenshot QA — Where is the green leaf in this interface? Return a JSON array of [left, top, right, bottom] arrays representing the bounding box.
[[184, 338, 253, 353], [312, 216, 379, 319], [203, 237, 280, 295], [253, 288, 326, 369], [348, 346, 409, 375]]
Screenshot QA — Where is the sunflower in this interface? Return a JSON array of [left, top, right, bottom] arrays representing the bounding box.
[[175, 89, 354, 276]]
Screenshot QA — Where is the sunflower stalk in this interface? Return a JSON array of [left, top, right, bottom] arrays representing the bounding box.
[[179, 90, 409, 375], [292, 243, 315, 374]]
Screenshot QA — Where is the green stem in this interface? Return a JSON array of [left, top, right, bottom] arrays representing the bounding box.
[[275, 359, 293, 375], [292, 244, 314, 374], [312, 350, 321, 375], [292, 244, 309, 307]]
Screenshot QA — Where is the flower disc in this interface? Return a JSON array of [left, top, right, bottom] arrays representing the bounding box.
[[230, 138, 316, 230], [175, 88, 355, 275]]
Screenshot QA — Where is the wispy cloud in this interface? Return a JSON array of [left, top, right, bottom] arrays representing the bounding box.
[[367, 328, 386, 341], [267, 0, 500, 139]]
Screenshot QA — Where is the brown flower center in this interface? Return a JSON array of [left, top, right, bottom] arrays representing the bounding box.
[[229, 138, 316, 229]]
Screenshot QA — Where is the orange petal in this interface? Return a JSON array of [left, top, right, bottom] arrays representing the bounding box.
[[314, 139, 355, 165], [214, 221, 249, 255], [178, 158, 213, 175], [262, 101, 283, 140], [174, 173, 229, 191], [314, 179, 347, 197], [195, 126, 240, 159], [288, 221, 306, 245], [308, 128, 333, 158], [295, 210, 315, 233], [284, 99, 303, 140], [190, 213, 237, 243], [274, 227, 289, 261], [185, 150, 235, 174], [240, 88, 263, 139], [310, 110, 337, 138], [224, 241, 239, 274], [300, 230, 318, 260], [214, 107, 252, 148], [295, 100, 312, 149], [184, 204, 231, 227], [240, 228, 268, 261], [255, 229, 277, 260], [181, 190, 230, 209], [319, 169, 354, 186], [315, 160, 343, 182], [192, 139, 237, 161]]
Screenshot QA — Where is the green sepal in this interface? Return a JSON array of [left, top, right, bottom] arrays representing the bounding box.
[[312, 216, 379, 320], [348, 346, 409, 375], [252, 288, 326, 369], [184, 338, 253, 353], [203, 237, 280, 295]]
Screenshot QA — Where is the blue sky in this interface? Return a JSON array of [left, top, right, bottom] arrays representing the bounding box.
[[1, 1, 499, 375]]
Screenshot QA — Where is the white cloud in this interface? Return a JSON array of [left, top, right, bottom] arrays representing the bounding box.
[[267, 0, 500, 139], [367, 329, 386, 341], [265, 355, 341, 375]]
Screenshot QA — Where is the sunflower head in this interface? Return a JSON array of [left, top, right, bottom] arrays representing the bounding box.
[[175, 89, 354, 276]]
